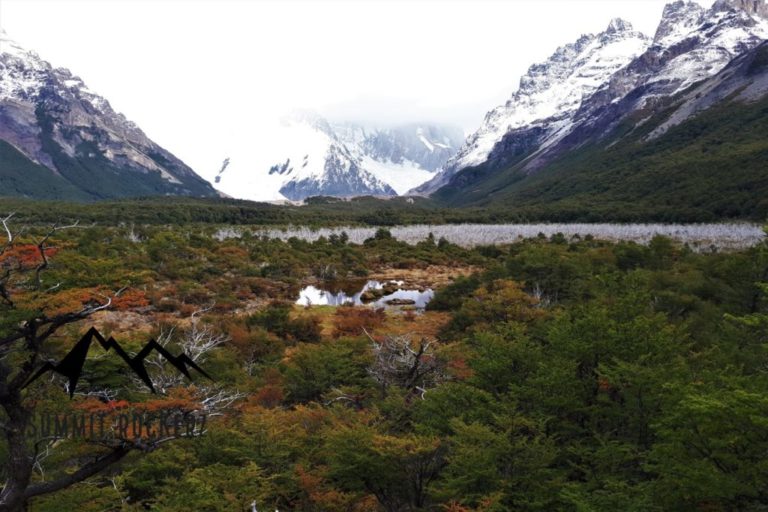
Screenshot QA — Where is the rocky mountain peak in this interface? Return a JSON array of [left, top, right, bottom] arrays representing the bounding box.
[[606, 18, 635, 34], [281, 110, 336, 138], [653, 1, 706, 46], [0, 31, 217, 199], [0, 30, 42, 65], [712, 0, 768, 18], [411, 20, 650, 195]]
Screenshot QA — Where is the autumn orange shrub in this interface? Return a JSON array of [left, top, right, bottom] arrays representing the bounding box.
[[296, 464, 354, 510], [73, 390, 199, 416], [253, 368, 285, 408], [111, 288, 150, 311], [235, 287, 253, 300], [331, 306, 386, 338], [447, 357, 473, 381], [0, 244, 58, 267], [178, 303, 198, 316], [25, 286, 104, 316], [442, 501, 472, 512], [214, 245, 249, 261], [224, 322, 250, 351], [253, 385, 284, 408], [235, 277, 292, 301], [73, 398, 131, 414]]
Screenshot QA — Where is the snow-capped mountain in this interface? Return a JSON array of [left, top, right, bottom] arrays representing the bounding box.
[[648, 38, 768, 140], [420, 0, 768, 197], [0, 30, 216, 200], [213, 112, 461, 201], [335, 122, 464, 194], [413, 18, 651, 195], [433, 36, 768, 216], [213, 111, 395, 201], [334, 123, 463, 172], [519, 0, 768, 171]]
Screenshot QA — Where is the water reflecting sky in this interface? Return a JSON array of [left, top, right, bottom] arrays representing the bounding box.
[[296, 280, 433, 308]]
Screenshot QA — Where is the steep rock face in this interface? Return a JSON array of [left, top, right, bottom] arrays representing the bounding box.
[[611, 0, 767, 100], [272, 112, 398, 201], [494, 0, 768, 174], [519, 0, 768, 171], [648, 40, 768, 138], [653, 0, 706, 47], [334, 122, 463, 194], [412, 18, 650, 194], [0, 30, 216, 200], [278, 144, 395, 200], [335, 123, 464, 172], [714, 0, 768, 18]]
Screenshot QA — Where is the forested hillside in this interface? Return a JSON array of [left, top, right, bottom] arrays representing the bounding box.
[[436, 94, 768, 220], [433, 42, 768, 221]]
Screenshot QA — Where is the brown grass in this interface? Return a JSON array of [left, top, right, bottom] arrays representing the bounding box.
[[331, 306, 386, 338], [369, 264, 480, 289]]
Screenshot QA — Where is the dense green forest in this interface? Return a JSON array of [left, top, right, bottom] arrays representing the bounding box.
[[0, 141, 89, 200], [1, 216, 767, 511], [0, 196, 509, 227]]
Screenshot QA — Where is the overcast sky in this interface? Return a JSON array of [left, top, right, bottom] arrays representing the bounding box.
[[0, 0, 711, 179]]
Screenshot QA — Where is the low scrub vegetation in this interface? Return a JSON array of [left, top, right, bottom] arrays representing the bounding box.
[[2, 216, 768, 511]]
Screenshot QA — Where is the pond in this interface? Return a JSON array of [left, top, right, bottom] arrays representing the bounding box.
[[216, 223, 766, 252], [296, 280, 434, 309]]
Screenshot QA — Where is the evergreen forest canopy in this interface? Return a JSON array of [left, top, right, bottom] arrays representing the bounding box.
[[0, 214, 767, 511]]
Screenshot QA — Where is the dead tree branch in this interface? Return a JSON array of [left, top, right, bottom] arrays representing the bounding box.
[[366, 332, 446, 399]]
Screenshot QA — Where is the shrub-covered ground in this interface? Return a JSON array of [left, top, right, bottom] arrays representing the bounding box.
[[2, 219, 768, 511]]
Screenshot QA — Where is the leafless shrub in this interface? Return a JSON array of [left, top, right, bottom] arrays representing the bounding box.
[[138, 321, 227, 394], [134, 314, 244, 415], [366, 331, 445, 399], [195, 385, 245, 417]]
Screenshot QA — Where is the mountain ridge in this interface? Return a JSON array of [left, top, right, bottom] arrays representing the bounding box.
[[432, 39, 768, 221], [0, 30, 217, 200], [423, 0, 768, 218], [412, 17, 651, 195]]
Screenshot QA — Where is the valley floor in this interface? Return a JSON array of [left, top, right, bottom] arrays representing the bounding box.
[[2, 219, 768, 511]]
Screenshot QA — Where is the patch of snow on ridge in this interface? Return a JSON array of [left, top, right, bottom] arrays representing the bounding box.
[[361, 156, 435, 194], [416, 128, 435, 152], [0, 31, 48, 101], [434, 19, 650, 177]]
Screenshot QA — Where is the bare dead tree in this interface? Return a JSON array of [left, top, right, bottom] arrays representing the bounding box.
[[72, 387, 119, 403], [196, 386, 245, 417], [323, 387, 366, 410], [135, 309, 243, 416], [365, 329, 446, 399], [139, 323, 226, 393], [0, 216, 138, 512]]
